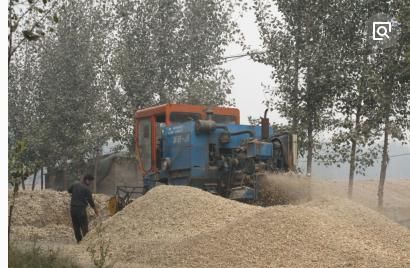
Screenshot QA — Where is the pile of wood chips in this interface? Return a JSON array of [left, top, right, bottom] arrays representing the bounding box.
[[8, 184, 410, 268], [9, 189, 110, 243], [81, 185, 410, 268]]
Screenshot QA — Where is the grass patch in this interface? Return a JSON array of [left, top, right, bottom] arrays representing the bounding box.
[[9, 244, 80, 268]]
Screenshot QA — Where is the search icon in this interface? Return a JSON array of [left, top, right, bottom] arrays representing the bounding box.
[[373, 22, 392, 40]]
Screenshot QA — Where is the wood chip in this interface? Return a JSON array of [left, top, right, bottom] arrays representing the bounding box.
[[9, 189, 110, 242], [9, 180, 410, 268], [82, 185, 410, 268]]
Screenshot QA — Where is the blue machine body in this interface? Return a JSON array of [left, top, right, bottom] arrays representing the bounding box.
[[164, 122, 271, 178], [143, 120, 289, 201]]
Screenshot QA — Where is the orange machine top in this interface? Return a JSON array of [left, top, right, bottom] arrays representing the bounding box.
[[135, 103, 240, 125]]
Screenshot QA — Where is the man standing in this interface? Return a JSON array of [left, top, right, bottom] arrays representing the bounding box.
[[68, 174, 99, 243]]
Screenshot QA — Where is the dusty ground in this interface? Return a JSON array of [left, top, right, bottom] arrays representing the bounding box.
[[8, 178, 410, 268]]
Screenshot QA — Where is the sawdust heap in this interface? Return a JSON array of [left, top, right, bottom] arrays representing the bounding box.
[[84, 185, 261, 243], [9, 190, 110, 242], [83, 185, 410, 268]]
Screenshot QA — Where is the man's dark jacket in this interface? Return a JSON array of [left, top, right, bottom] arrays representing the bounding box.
[[68, 182, 96, 209]]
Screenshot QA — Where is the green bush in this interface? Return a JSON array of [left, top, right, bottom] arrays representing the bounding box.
[[9, 244, 80, 268]]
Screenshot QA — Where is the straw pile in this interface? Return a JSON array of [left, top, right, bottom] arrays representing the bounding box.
[[9, 189, 110, 242], [82, 185, 410, 268]]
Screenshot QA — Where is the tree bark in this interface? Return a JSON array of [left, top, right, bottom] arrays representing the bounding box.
[[21, 177, 25, 190], [31, 169, 38, 191], [41, 167, 44, 190], [8, 180, 20, 242], [377, 51, 396, 209], [291, 30, 300, 133], [93, 147, 100, 193], [348, 106, 361, 199], [378, 119, 389, 209], [348, 138, 357, 199], [305, 64, 314, 178], [63, 161, 68, 190], [306, 120, 313, 177]]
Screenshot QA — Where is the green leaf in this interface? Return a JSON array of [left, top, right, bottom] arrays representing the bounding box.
[[53, 14, 59, 23]]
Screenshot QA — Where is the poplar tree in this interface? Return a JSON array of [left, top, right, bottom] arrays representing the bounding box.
[[253, 0, 338, 175], [374, 0, 410, 208], [115, 0, 236, 108]]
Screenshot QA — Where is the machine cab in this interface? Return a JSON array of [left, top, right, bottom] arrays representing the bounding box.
[[134, 104, 240, 175]]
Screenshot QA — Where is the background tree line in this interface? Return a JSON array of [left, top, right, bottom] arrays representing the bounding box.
[[253, 0, 409, 207], [8, 0, 238, 189]]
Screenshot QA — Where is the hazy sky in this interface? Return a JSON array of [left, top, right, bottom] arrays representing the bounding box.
[[223, 9, 285, 125]]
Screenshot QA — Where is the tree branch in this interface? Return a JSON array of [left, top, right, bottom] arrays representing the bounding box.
[[9, 1, 59, 62]]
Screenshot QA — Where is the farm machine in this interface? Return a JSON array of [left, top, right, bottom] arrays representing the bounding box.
[[133, 103, 298, 202]]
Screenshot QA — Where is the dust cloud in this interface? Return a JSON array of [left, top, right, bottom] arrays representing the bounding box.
[[258, 173, 312, 206]]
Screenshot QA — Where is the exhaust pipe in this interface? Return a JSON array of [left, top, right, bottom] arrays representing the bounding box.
[[261, 109, 270, 140]]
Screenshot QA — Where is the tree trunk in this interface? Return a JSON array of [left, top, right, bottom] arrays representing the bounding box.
[[41, 167, 44, 190], [31, 169, 38, 191], [348, 106, 361, 199], [63, 161, 68, 190], [291, 34, 300, 133], [21, 177, 25, 190], [306, 120, 313, 177], [8, 180, 20, 242], [305, 64, 314, 178], [378, 120, 389, 209], [378, 59, 395, 209], [93, 147, 100, 193], [348, 139, 357, 199]]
